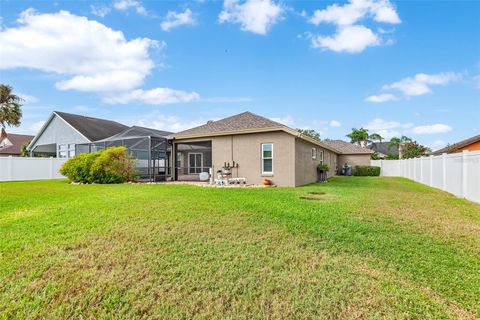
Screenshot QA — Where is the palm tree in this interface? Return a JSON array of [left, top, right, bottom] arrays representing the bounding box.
[[0, 84, 23, 140], [388, 136, 412, 159], [347, 128, 370, 147], [369, 133, 383, 147]]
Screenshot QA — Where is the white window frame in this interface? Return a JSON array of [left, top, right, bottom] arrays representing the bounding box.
[[261, 143, 273, 175], [68, 144, 75, 158], [312, 147, 317, 160], [188, 152, 203, 174], [58, 144, 67, 158], [319, 150, 324, 164]]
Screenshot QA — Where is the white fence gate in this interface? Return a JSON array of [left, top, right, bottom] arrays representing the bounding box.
[[371, 150, 480, 204], [0, 156, 67, 182]]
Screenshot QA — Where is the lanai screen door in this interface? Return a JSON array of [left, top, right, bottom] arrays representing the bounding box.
[[188, 153, 203, 174]]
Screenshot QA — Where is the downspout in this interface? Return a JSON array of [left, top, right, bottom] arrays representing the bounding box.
[[148, 136, 152, 182]]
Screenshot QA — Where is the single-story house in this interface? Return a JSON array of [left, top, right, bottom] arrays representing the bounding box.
[[0, 133, 34, 157], [28, 111, 128, 158], [431, 134, 480, 155], [321, 140, 374, 167], [368, 142, 399, 159], [171, 112, 373, 187], [28, 110, 374, 186]]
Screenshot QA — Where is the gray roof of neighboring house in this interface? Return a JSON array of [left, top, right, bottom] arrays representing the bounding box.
[[94, 126, 172, 142], [0, 133, 34, 155], [173, 111, 284, 138], [322, 140, 374, 154], [55, 111, 128, 142], [368, 142, 399, 156], [431, 134, 480, 155]]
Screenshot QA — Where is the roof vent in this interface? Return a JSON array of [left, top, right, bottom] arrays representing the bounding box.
[[207, 120, 214, 124]]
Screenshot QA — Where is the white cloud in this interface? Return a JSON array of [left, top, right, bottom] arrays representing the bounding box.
[[161, 8, 196, 32], [90, 4, 111, 18], [365, 93, 398, 103], [17, 92, 38, 104], [271, 115, 295, 126], [431, 139, 447, 150], [310, 25, 379, 53], [8, 120, 45, 135], [329, 120, 341, 127], [383, 72, 460, 96], [219, 0, 284, 35], [412, 124, 452, 135], [113, 0, 146, 15], [309, 0, 400, 26], [0, 9, 162, 93], [135, 114, 207, 133], [363, 118, 412, 139], [307, 0, 400, 53], [102, 87, 200, 105]]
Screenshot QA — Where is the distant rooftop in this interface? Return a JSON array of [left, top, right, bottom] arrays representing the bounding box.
[[322, 140, 374, 155]]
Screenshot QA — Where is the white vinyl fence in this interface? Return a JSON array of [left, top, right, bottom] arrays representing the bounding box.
[[371, 150, 480, 204], [0, 156, 67, 182]]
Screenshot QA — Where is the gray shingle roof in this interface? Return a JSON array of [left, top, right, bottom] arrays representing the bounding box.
[[368, 142, 399, 156], [94, 126, 172, 142], [55, 111, 128, 142], [322, 140, 374, 154], [173, 111, 284, 138], [0, 133, 34, 155]]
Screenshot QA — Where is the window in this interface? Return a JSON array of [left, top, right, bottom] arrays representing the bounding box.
[[261, 143, 273, 174], [68, 144, 75, 158], [319, 150, 324, 164], [312, 147, 317, 160], [58, 144, 75, 158], [58, 144, 67, 158], [176, 152, 182, 168]]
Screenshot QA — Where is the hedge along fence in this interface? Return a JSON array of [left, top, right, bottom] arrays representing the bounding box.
[[60, 146, 137, 184], [372, 150, 480, 204], [353, 165, 381, 176]]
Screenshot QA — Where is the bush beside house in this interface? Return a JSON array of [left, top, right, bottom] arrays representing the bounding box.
[[353, 165, 380, 176], [60, 146, 136, 183]]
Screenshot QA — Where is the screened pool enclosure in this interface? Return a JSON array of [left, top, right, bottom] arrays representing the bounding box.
[[76, 126, 172, 182]]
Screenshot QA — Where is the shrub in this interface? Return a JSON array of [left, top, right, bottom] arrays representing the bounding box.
[[353, 165, 380, 176], [90, 146, 137, 184], [317, 163, 330, 171], [60, 146, 137, 184], [60, 152, 100, 183]]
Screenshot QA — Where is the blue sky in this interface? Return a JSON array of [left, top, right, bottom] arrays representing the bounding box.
[[1, 0, 479, 150]]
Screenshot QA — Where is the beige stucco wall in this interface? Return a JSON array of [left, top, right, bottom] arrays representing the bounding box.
[[338, 154, 371, 168], [174, 132, 348, 187], [212, 131, 296, 186], [294, 138, 337, 186]]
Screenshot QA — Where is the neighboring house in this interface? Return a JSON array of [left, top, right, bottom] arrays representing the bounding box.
[[0, 133, 34, 157], [322, 140, 374, 167], [28, 111, 128, 158], [368, 142, 399, 159], [431, 134, 480, 155], [171, 111, 341, 187]]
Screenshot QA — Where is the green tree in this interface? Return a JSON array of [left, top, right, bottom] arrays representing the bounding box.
[[0, 84, 23, 140], [402, 141, 431, 159], [297, 128, 321, 141], [346, 128, 370, 147], [388, 136, 412, 159]]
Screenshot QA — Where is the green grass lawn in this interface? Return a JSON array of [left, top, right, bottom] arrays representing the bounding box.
[[1, 177, 479, 319]]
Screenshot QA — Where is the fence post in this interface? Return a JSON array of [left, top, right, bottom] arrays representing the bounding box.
[[50, 157, 54, 179], [8, 156, 13, 181], [429, 155, 433, 187], [420, 157, 424, 183], [462, 150, 468, 198], [442, 153, 447, 191]]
